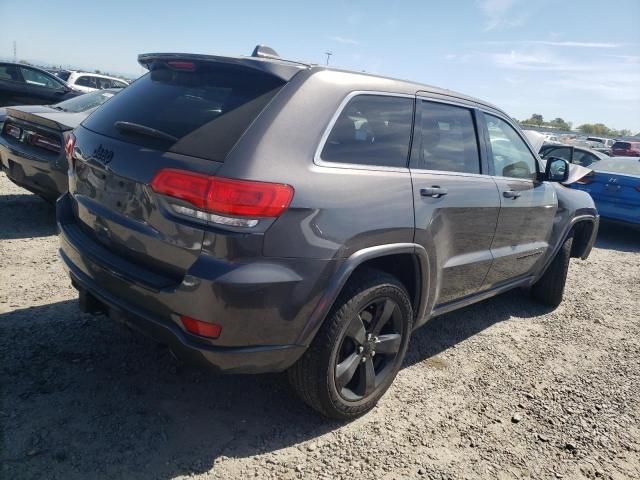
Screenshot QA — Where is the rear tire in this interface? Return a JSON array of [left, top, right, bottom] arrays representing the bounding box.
[[288, 268, 413, 420], [530, 233, 573, 307]]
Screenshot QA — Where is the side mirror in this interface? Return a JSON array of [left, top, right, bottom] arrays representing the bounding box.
[[545, 157, 570, 182]]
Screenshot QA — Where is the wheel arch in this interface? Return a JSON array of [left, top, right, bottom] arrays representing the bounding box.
[[296, 243, 431, 347]]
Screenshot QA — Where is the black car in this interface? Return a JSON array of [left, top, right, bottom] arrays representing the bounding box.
[[0, 62, 82, 107], [57, 47, 598, 419], [539, 144, 608, 167], [0, 89, 119, 202]]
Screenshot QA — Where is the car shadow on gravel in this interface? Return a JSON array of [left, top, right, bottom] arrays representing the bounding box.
[[0, 300, 339, 480], [404, 288, 551, 368], [594, 220, 640, 253], [1, 289, 553, 479], [0, 193, 56, 240]]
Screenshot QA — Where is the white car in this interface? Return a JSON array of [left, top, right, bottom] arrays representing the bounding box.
[[56, 71, 129, 92]]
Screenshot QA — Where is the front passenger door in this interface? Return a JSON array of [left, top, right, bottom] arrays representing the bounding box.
[[481, 114, 557, 288]]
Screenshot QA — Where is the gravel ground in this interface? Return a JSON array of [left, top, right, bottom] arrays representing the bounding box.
[[1, 172, 639, 480]]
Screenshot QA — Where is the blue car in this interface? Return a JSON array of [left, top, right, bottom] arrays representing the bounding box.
[[573, 156, 640, 225]]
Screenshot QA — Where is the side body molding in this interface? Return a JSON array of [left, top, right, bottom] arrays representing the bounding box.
[[295, 243, 431, 347]]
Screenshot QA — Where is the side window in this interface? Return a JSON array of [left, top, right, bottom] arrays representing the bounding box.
[[112, 80, 127, 88], [540, 146, 571, 162], [19, 67, 60, 89], [96, 77, 112, 89], [320, 95, 413, 168], [75, 76, 95, 88], [412, 101, 480, 174], [572, 151, 598, 167], [0, 65, 22, 83], [484, 114, 538, 180]]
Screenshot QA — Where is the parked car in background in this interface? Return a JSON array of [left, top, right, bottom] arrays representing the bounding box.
[[610, 141, 640, 157], [0, 89, 119, 202], [0, 62, 83, 107], [58, 71, 129, 92], [573, 157, 640, 225], [539, 144, 608, 167], [585, 137, 615, 156], [57, 46, 598, 419]]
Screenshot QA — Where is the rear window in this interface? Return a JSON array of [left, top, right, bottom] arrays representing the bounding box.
[[612, 142, 630, 149], [55, 89, 117, 113], [82, 62, 286, 161]]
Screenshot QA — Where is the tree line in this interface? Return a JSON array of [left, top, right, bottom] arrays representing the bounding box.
[[516, 113, 638, 138]]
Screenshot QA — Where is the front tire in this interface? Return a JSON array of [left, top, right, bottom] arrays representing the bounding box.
[[530, 233, 573, 307], [288, 269, 413, 420]]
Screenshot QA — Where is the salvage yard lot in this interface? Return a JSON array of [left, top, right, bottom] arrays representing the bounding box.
[[0, 172, 639, 480]]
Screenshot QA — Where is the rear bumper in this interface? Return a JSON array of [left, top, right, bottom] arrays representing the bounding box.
[[65, 261, 305, 373], [57, 193, 334, 373], [0, 141, 67, 201]]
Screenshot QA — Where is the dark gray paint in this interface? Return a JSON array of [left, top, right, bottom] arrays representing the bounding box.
[[57, 57, 598, 373]]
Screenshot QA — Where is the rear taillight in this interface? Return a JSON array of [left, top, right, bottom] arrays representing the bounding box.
[[29, 133, 61, 153], [150, 169, 294, 228], [180, 315, 222, 339], [65, 133, 76, 163]]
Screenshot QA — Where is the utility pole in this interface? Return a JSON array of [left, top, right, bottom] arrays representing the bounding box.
[[325, 51, 332, 66], [13, 41, 17, 63]]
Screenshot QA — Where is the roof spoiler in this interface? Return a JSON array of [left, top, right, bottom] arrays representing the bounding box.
[[137, 50, 306, 82]]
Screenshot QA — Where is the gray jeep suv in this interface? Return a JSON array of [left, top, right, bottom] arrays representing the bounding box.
[[58, 47, 598, 419]]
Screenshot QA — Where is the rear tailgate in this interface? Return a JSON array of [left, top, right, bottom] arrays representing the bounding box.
[[579, 171, 640, 222], [63, 55, 296, 285]]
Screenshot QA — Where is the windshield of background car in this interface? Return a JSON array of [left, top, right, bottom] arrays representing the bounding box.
[[55, 89, 117, 112], [612, 142, 630, 149], [81, 62, 286, 162], [592, 158, 640, 176]]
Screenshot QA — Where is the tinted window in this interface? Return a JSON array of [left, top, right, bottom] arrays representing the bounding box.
[[55, 89, 117, 113], [56, 71, 71, 81], [0, 65, 22, 83], [95, 77, 112, 89], [485, 114, 537, 180], [75, 76, 96, 88], [412, 101, 480, 174], [112, 79, 127, 88], [572, 150, 599, 167], [83, 63, 285, 162], [540, 146, 571, 162], [20, 67, 62, 89], [321, 95, 413, 168], [612, 142, 630, 149]]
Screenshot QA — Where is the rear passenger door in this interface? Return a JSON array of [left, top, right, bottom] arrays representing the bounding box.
[[480, 113, 557, 288], [410, 98, 501, 306]]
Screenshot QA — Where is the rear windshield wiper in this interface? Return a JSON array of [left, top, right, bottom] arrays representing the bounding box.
[[113, 121, 178, 142], [51, 105, 67, 111]]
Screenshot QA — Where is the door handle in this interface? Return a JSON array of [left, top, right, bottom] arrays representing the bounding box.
[[503, 190, 521, 199], [420, 186, 448, 198]]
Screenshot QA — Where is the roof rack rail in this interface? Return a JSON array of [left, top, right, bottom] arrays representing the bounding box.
[[251, 45, 280, 59]]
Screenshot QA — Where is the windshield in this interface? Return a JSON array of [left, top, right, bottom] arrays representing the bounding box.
[[55, 71, 71, 81], [82, 62, 286, 161], [54, 89, 118, 113], [592, 157, 640, 176]]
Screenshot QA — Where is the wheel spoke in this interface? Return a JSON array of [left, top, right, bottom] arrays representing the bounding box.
[[345, 315, 367, 345], [375, 333, 402, 355], [335, 352, 361, 389], [360, 357, 376, 396], [371, 299, 396, 335]]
